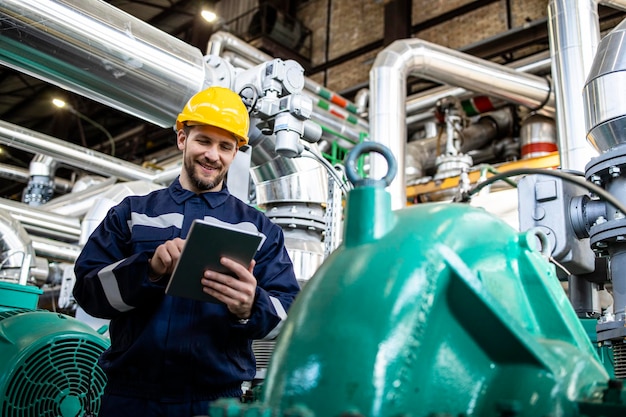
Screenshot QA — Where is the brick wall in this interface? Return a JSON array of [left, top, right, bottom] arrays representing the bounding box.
[[296, 0, 552, 96]]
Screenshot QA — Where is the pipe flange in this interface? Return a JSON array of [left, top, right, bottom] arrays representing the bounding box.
[[585, 144, 626, 186], [589, 218, 626, 253]]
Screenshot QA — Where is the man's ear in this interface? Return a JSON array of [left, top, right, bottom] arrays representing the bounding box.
[[176, 129, 186, 151]]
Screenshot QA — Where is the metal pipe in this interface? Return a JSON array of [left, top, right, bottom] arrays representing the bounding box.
[[30, 235, 81, 263], [40, 176, 118, 217], [0, 162, 73, 193], [369, 39, 554, 209], [0, 0, 205, 128], [218, 43, 370, 131], [0, 198, 81, 241], [583, 17, 626, 152], [406, 50, 553, 117], [406, 108, 514, 180], [0, 120, 179, 184], [548, 0, 601, 171]]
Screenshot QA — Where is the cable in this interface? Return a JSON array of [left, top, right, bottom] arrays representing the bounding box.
[[457, 167, 626, 215], [238, 84, 260, 115], [301, 145, 352, 195]]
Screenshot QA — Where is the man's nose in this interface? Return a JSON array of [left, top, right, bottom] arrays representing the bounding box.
[[203, 145, 218, 159]]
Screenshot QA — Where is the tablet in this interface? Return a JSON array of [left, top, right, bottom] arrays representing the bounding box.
[[165, 219, 263, 303]]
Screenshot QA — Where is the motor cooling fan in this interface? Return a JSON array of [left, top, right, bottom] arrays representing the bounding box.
[[0, 308, 109, 417]]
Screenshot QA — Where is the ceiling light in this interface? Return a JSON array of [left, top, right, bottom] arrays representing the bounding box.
[[52, 98, 67, 108], [201, 9, 217, 23]]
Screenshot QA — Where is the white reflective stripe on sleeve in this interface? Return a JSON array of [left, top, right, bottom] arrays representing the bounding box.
[[98, 260, 134, 312], [262, 296, 288, 340]]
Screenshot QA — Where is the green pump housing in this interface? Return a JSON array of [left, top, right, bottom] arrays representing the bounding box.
[[210, 142, 624, 417], [0, 281, 110, 417]]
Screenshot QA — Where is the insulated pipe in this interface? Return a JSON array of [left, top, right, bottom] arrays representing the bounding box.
[[0, 120, 179, 184], [216, 29, 359, 116], [30, 235, 81, 263], [405, 50, 553, 117], [0, 208, 36, 269], [369, 39, 554, 209], [209, 31, 370, 130], [40, 176, 118, 217], [0, 0, 205, 128], [548, 0, 601, 172], [583, 17, 626, 151], [0, 198, 82, 241], [0, 163, 73, 193]]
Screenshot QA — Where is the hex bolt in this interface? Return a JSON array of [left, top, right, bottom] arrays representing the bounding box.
[[609, 166, 622, 178], [590, 174, 602, 185]]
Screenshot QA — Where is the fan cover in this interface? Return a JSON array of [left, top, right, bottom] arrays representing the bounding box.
[[0, 309, 109, 417]]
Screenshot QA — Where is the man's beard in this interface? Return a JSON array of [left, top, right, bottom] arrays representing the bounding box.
[[184, 159, 226, 192]]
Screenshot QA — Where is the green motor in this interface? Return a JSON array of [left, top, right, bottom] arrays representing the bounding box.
[[213, 143, 619, 417], [0, 281, 109, 417]]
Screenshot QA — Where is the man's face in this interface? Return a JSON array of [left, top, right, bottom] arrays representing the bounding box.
[[177, 124, 238, 193]]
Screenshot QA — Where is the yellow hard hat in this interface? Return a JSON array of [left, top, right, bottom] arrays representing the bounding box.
[[175, 86, 250, 147]]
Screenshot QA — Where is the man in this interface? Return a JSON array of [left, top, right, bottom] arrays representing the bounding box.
[[73, 86, 300, 417]]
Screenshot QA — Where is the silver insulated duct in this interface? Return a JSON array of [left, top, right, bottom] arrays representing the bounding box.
[[548, 0, 601, 172], [583, 17, 626, 152], [0, 0, 205, 127], [369, 38, 554, 209]]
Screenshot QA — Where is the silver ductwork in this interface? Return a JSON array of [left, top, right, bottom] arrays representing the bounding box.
[[0, 198, 81, 242], [369, 38, 554, 209], [583, 17, 626, 152], [0, 209, 36, 283], [548, 0, 601, 171], [0, 120, 180, 185], [0, 162, 73, 193], [30, 235, 82, 263], [0, 0, 206, 128], [41, 176, 118, 218], [405, 50, 553, 118]]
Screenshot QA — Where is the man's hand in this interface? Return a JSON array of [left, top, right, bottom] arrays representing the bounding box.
[[201, 258, 257, 319], [149, 238, 185, 279]]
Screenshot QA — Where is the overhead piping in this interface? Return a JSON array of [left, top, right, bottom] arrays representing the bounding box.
[[217, 43, 369, 133], [369, 39, 554, 209], [0, 120, 179, 184], [405, 50, 553, 117], [0, 0, 205, 128], [0, 162, 73, 193], [0, 198, 81, 242]]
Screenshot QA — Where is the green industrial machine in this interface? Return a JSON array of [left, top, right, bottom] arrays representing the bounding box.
[[209, 142, 626, 417], [0, 281, 109, 417]]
